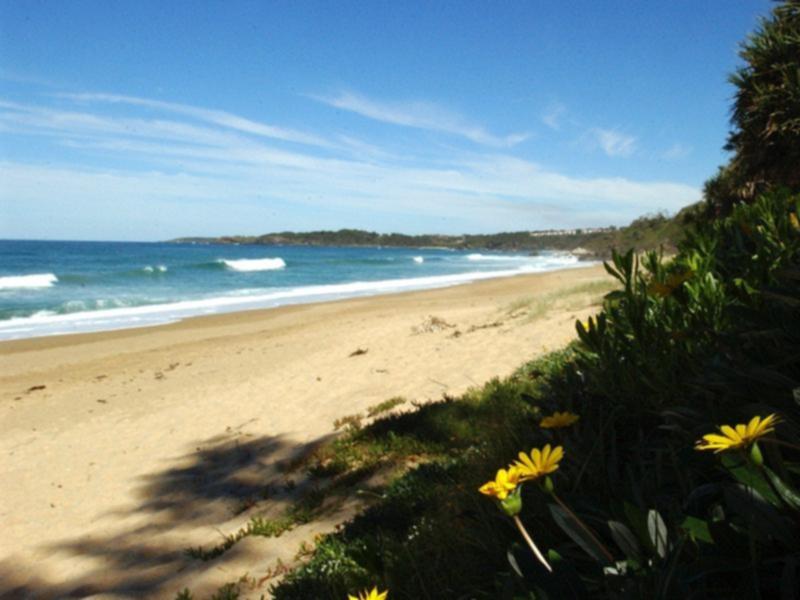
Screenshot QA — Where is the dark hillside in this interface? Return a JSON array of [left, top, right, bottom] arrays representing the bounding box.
[[172, 205, 698, 259]]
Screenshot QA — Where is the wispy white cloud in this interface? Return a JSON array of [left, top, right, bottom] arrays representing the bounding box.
[[0, 94, 700, 239], [1, 157, 699, 239], [59, 93, 334, 149], [662, 142, 691, 160], [0, 68, 61, 88], [591, 128, 637, 157], [542, 102, 566, 130], [0, 99, 238, 147], [335, 134, 399, 162], [312, 90, 529, 147]]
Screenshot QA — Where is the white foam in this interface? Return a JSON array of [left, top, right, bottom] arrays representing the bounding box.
[[413, 256, 424, 264], [220, 258, 286, 272], [0, 257, 593, 341], [0, 273, 58, 290], [466, 253, 532, 262], [142, 265, 167, 273], [63, 300, 88, 312], [95, 298, 131, 309]]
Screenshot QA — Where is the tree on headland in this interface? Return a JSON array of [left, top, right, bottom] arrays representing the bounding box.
[[706, 0, 800, 214]]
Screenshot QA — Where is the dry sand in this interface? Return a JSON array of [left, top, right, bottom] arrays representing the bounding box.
[[0, 264, 610, 599]]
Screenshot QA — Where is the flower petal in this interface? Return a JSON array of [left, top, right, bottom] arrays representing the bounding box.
[[702, 434, 736, 446], [479, 482, 497, 496], [746, 415, 761, 437], [532, 447, 543, 467], [757, 413, 778, 436], [720, 425, 742, 442], [517, 451, 535, 471]]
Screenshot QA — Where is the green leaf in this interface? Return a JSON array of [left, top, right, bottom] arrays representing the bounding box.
[[607, 520, 642, 561], [721, 453, 780, 505], [765, 467, 800, 511], [604, 261, 625, 285], [507, 548, 524, 578], [604, 290, 627, 301], [680, 516, 713, 544], [548, 504, 612, 565], [647, 509, 669, 559], [623, 502, 651, 551]]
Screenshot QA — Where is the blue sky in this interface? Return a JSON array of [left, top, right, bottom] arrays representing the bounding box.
[[0, 0, 772, 241]]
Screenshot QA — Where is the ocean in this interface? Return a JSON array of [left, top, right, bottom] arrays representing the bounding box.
[[0, 239, 586, 340]]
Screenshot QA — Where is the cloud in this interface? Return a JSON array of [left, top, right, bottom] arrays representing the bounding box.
[[542, 102, 566, 130], [591, 128, 637, 157], [312, 90, 529, 147], [58, 93, 334, 148], [0, 94, 700, 239], [662, 142, 691, 160], [1, 157, 699, 239], [0, 68, 61, 88]]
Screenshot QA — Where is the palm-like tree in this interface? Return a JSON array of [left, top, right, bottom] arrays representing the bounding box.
[[704, 1, 800, 216], [724, 1, 800, 204]]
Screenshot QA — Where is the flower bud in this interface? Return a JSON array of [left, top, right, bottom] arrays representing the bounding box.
[[750, 442, 764, 467], [500, 490, 523, 517]]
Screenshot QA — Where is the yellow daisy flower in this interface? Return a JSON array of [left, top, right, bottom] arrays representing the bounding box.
[[648, 270, 694, 297], [695, 414, 779, 453], [540, 411, 580, 429], [514, 444, 564, 481], [348, 587, 388, 600], [478, 466, 522, 500], [647, 281, 672, 297]]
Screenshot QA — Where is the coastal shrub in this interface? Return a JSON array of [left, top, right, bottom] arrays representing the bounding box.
[[273, 352, 589, 598], [209, 583, 241, 600], [366, 397, 406, 418], [269, 189, 800, 599], [267, 7, 800, 595]]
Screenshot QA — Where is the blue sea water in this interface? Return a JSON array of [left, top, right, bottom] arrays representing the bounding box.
[[0, 240, 586, 340]]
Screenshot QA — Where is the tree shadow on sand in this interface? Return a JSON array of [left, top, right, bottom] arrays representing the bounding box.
[[1, 431, 330, 599]]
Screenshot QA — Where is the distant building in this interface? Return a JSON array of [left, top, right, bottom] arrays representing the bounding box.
[[527, 227, 612, 238]]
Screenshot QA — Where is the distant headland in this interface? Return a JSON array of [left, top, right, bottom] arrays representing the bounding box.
[[170, 206, 696, 259]]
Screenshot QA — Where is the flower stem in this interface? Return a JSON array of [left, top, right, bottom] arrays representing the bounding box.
[[512, 515, 553, 573]]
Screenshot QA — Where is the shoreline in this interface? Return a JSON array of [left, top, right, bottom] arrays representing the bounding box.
[[1, 264, 611, 598], [0, 260, 595, 343]]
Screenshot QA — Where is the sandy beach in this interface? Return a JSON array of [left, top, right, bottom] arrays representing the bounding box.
[[1, 264, 610, 599]]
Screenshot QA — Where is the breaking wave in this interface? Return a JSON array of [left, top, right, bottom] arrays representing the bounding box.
[[0, 273, 58, 290], [219, 258, 286, 272]]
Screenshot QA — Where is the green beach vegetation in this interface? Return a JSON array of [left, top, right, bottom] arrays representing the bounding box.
[[171, 211, 689, 259], [183, 2, 800, 598]]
